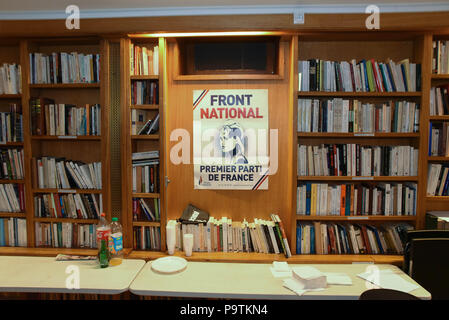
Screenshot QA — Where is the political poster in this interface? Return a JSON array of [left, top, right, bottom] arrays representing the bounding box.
[[193, 89, 269, 190]]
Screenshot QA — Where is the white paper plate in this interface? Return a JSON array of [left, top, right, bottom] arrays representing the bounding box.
[[151, 256, 188, 274]]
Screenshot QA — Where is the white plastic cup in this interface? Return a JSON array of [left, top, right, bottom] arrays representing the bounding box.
[[166, 225, 176, 255], [183, 233, 194, 257]]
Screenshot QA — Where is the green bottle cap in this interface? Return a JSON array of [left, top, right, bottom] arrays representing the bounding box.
[[112, 217, 118, 222]]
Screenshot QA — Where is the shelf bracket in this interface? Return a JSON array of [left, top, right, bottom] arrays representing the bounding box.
[[293, 9, 305, 24]]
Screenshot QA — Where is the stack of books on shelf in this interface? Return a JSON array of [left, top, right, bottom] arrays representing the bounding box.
[[297, 182, 417, 216], [29, 52, 100, 84], [131, 80, 159, 105], [428, 122, 449, 156], [131, 110, 159, 135], [425, 211, 449, 230], [0, 103, 23, 143], [133, 225, 161, 250], [298, 58, 420, 92], [132, 151, 159, 193], [0, 218, 27, 247], [34, 193, 102, 219], [296, 222, 413, 255], [297, 99, 420, 133], [0, 184, 25, 212], [430, 85, 449, 115], [133, 198, 160, 221], [298, 144, 419, 177], [130, 43, 159, 76], [427, 164, 449, 196], [0, 63, 21, 94], [0, 148, 24, 180], [170, 214, 292, 257], [30, 98, 101, 136], [35, 222, 97, 248], [433, 40, 449, 74], [33, 157, 102, 190]]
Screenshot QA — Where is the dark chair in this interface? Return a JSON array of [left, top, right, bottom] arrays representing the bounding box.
[[409, 238, 449, 300], [403, 230, 449, 275], [359, 288, 420, 300]]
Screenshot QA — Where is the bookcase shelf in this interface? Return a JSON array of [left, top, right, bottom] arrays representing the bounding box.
[[295, 215, 416, 221], [429, 115, 449, 121], [31, 135, 101, 141], [130, 105, 159, 110], [431, 74, 449, 80], [0, 212, 26, 218], [0, 94, 21, 99], [132, 193, 160, 198], [32, 189, 103, 194], [133, 221, 161, 227], [33, 217, 99, 223], [297, 132, 420, 138], [298, 91, 422, 97], [131, 135, 159, 140], [297, 176, 419, 182], [426, 196, 449, 202], [29, 83, 100, 89], [0, 179, 25, 184], [130, 75, 159, 80], [427, 156, 449, 162], [0, 142, 24, 147]]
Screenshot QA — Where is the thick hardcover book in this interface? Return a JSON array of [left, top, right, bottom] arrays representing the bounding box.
[[179, 204, 209, 224]]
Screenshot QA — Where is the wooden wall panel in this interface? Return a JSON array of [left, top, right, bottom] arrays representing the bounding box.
[[164, 39, 293, 238]]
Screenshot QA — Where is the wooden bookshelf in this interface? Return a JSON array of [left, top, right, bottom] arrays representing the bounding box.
[[423, 34, 449, 214], [0, 40, 30, 247], [122, 37, 165, 252], [292, 32, 427, 258], [24, 38, 111, 250]]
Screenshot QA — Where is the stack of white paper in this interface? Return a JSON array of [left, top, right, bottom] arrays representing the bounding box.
[[292, 266, 327, 289], [357, 269, 419, 293]]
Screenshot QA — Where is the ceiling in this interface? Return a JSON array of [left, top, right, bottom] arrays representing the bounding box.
[[0, 0, 447, 20]]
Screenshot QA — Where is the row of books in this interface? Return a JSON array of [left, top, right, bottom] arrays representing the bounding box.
[[0, 63, 21, 94], [130, 43, 159, 76], [170, 214, 292, 257], [29, 52, 100, 84], [0, 148, 24, 180], [296, 222, 412, 255], [427, 164, 449, 196], [298, 58, 420, 92], [133, 198, 161, 222], [0, 184, 25, 212], [34, 157, 102, 190], [429, 122, 449, 157], [131, 80, 159, 105], [297, 99, 420, 133], [433, 40, 449, 74], [35, 222, 97, 248], [0, 218, 27, 247], [297, 144, 419, 177], [131, 110, 160, 135], [133, 226, 161, 251], [296, 182, 417, 216], [430, 85, 449, 116], [30, 98, 101, 136], [34, 193, 102, 219], [132, 151, 160, 193], [0, 104, 23, 142], [425, 211, 449, 230]]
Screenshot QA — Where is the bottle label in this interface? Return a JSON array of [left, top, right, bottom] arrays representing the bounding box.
[[109, 233, 123, 254], [96, 227, 111, 243]]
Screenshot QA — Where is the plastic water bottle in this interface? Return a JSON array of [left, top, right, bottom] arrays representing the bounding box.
[[109, 217, 123, 266]]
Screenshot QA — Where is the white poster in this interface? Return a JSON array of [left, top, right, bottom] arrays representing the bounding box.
[[193, 89, 269, 190]]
